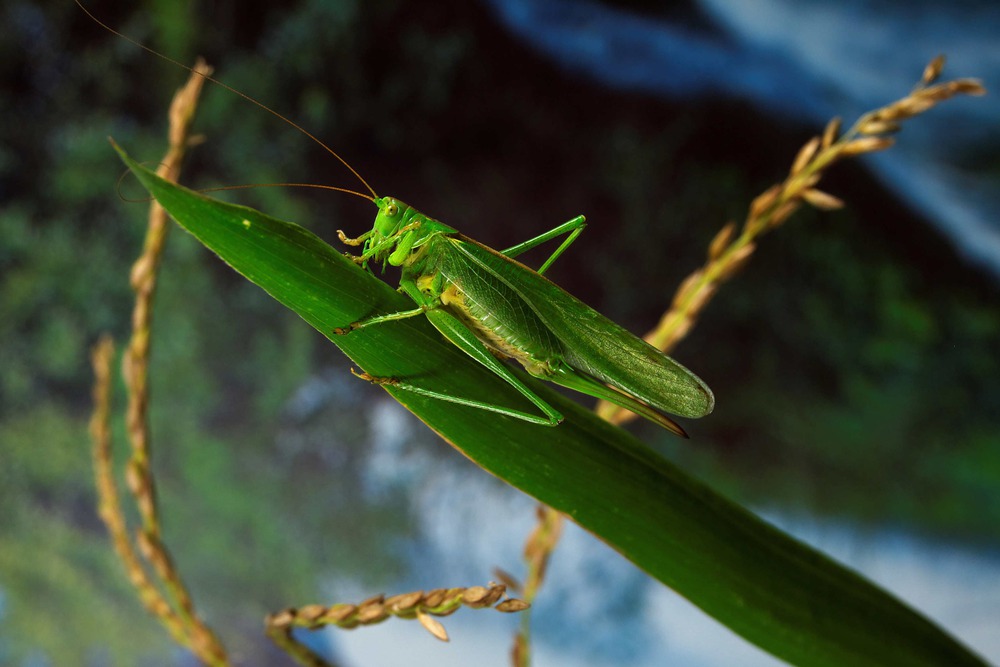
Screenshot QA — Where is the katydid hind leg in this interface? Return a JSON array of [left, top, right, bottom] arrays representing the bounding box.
[[501, 215, 586, 275], [548, 365, 689, 438], [366, 375, 562, 425], [418, 308, 564, 425]]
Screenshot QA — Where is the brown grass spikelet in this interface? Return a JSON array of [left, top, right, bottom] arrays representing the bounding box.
[[789, 172, 821, 195], [462, 585, 491, 606], [894, 95, 937, 118], [385, 590, 424, 613], [671, 270, 705, 309], [463, 583, 506, 607], [356, 597, 388, 624], [422, 588, 447, 608], [821, 116, 842, 149], [801, 189, 845, 210], [951, 79, 987, 96], [922, 54, 946, 85], [296, 605, 327, 625], [496, 599, 531, 613], [320, 603, 356, 624], [417, 610, 450, 642], [716, 243, 756, 282], [767, 200, 801, 229], [748, 184, 782, 220], [492, 567, 523, 593], [841, 136, 895, 156], [858, 119, 901, 136], [266, 609, 295, 629], [708, 222, 737, 261], [790, 136, 821, 176], [685, 282, 718, 317]]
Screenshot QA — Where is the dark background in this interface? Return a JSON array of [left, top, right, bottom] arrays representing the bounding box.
[[2, 0, 998, 664]]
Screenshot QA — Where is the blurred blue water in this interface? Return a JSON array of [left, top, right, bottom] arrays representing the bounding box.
[[483, 0, 1000, 279]]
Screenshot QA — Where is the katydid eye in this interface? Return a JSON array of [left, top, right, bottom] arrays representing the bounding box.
[[386, 203, 398, 217]]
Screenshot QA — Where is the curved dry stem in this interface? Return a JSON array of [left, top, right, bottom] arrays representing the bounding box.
[[509, 505, 564, 667], [89, 59, 228, 666], [90, 336, 191, 646]]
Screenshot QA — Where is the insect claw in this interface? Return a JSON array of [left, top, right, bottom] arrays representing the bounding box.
[[337, 229, 366, 246], [350, 368, 398, 386], [332, 322, 358, 335]]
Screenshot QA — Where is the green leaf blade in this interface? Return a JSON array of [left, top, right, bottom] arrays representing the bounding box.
[[116, 143, 986, 667]]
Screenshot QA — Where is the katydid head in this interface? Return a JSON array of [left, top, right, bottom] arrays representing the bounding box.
[[364, 197, 454, 270], [372, 197, 411, 238], [361, 197, 412, 266]]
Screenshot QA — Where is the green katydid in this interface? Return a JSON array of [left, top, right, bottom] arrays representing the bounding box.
[[333, 197, 714, 437], [76, 0, 713, 437]]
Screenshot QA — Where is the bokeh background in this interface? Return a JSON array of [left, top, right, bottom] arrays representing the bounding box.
[[2, 0, 998, 665]]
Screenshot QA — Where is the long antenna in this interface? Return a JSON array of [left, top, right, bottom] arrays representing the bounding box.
[[200, 183, 376, 201], [75, 0, 378, 200]]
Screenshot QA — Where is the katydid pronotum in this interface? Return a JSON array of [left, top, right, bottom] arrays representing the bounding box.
[[79, 2, 714, 437]]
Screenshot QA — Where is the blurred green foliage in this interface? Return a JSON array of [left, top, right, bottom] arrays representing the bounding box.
[[1, 0, 997, 664]]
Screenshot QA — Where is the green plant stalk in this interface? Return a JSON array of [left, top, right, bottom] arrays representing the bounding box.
[[116, 144, 986, 667]]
